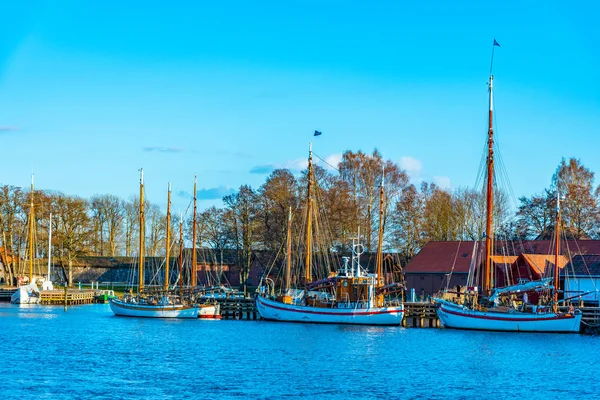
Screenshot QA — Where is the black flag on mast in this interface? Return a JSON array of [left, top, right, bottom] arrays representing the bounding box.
[[314, 130, 322, 136], [493, 39, 501, 47]]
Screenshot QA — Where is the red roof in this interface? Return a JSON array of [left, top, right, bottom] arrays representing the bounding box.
[[404, 240, 600, 274], [403, 241, 475, 274]]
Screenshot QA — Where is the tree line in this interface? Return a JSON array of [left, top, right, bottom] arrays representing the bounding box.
[[1, 152, 599, 286]]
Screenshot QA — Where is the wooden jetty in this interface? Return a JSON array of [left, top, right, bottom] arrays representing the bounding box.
[[40, 289, 96, 305], [218, 297, 259, 320], [0, 288, 17, 302], [579, 306, 600, 334], [403, 302, 440, 328]]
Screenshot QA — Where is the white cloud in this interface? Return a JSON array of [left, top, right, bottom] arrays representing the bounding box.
[[399, 156, 423, 179], [250, 158, 307, 175], [283, 158, 308, 171], [252, 154, 343, 175], [433, 176, 452, 189], [321, 153, 342, 170]]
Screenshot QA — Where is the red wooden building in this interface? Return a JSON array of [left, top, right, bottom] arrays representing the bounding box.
[[404, 240, 600, 297]]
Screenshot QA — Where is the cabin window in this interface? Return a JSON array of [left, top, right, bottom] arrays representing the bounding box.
[[462, 253, 469, 257]]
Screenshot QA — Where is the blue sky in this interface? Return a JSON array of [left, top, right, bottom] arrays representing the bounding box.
[[1, 1, 598, 214]]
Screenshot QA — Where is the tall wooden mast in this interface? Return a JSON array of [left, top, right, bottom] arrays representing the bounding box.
[[139, 169, 145, 294], [483, 74, 495, 295], [375, 167, 385, 307], [554, 192, 561, 313], [192, 175, 197, 288], [304, 142, 313, 284], [47, 213, 52, 282], [28, 174, 34, 284], [164, 183, 171, 291], [178, 212, 183, 297], [285, 207, 292, 292]]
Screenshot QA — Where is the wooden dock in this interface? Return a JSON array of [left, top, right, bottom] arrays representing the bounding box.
[[40, 289, 96, 305], [579, 306, 600, 333], [218, 298, 259, 320], [0, 288, 17, 302], [403, 301, 440, 328]]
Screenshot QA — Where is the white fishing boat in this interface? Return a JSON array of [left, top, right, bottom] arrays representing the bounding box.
[[256, 144, 404, 326], [110, 171, 198, 319], [257, 238, 404, 325], [433, 40, 581, 333]]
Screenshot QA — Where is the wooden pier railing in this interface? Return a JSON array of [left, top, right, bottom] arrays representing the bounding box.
[[40, 290, 96, 305], [0, 288, 17, 302], [217, 298, 259, 320], [403, 302, 440, 328]]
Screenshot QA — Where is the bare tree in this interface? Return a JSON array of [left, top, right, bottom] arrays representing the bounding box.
[[552, 157, 600, 239], [0, 185, 24, 284], [52, 193, 91, 286], [224, 185, 258, 294]]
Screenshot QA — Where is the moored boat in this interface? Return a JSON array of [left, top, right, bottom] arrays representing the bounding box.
[[110, 295, 198, 318], [435, 297, 581, 332], [256, 144, 404, 326], [109, 171, 198, 319], [198, 303, 221, 319], [11, 283, 41, 304], [256, 239, 404, 325], [433, 40, 581, 333], [11, 175, 43, 305]]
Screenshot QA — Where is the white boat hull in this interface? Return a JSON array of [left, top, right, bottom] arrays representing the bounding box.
[[435, 299, 582, 333], [11, 284, 41, 304], [198, 304, 221, 319], [256, 295, 404, 325], [109, 299, 198, 319]]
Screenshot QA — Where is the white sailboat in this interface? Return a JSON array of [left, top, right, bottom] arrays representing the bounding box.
[[109, 295, 199, 318], [256, 144, 404, 326], [433, 41, 581, 333], [11, 175, 41, 305], [110, 171, 198, 319]]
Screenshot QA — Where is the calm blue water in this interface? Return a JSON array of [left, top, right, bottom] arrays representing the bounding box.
[[1, 303, 599, 399]]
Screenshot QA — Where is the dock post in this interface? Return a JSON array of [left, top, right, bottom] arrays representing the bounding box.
[[64, 285, 68, 311]]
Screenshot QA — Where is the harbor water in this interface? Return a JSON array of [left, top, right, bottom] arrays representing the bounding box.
[[2, 303, 599, 399]]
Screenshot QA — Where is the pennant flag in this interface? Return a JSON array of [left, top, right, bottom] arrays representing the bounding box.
[[493, 39, 501, 47], [314, 130, 322, 136]]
